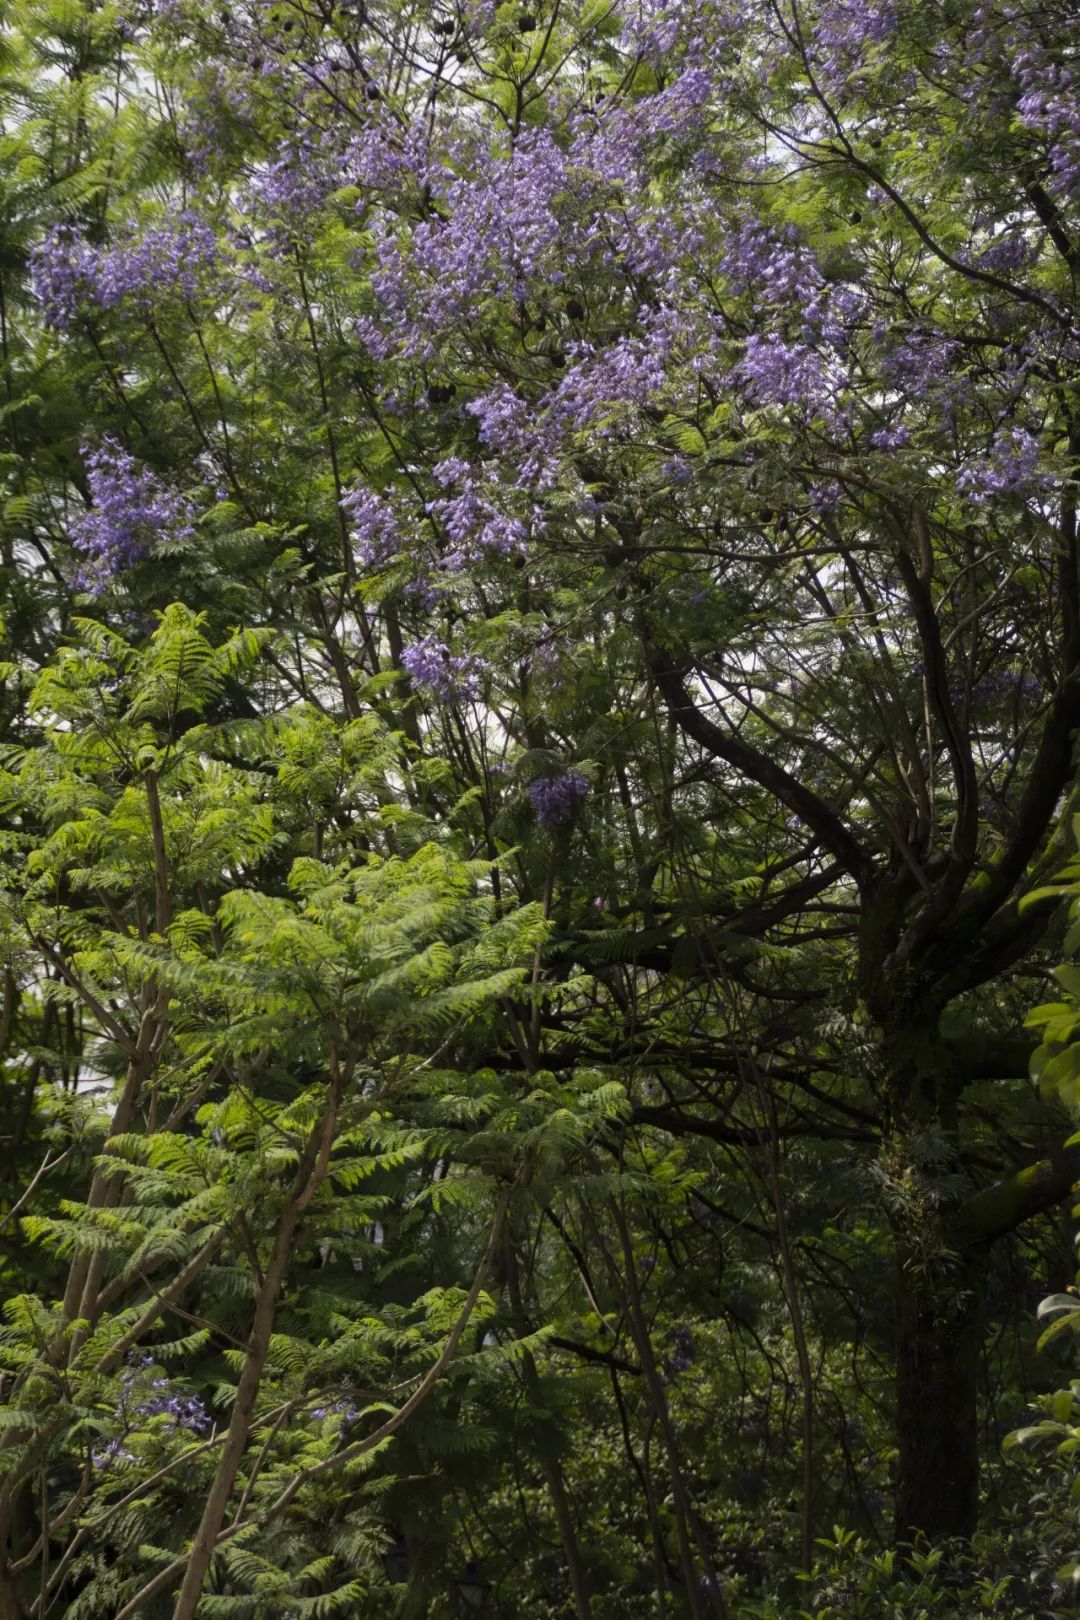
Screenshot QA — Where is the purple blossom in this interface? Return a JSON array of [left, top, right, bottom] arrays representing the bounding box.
[[878, 327, 959, 398], [71, 439, 196, 591], [341, 484, 402, 567], [93, 214, 216, 311], [720, 219, 861, 348], [99, 1355, 211, 1458], [808, 480, 843, 513], [811, 0, 897, 93], [870, 422, 911, 449], [1014, 48, 1080, 200], [27, 226, 97, 330], [250, 135, 333, 230], [549, 335, 671, 437], [736, 334, 838, 414], [29, 215, 216, 329], [527, 772, 589, 827], [135, 1379, 211, 1432], [426, 452, 540, 566], [973, 234, 1036, 273], [957, 426, 1044, 504], [91, 1438, 135, 1470], [311, 1398, 360, 1427], [466, 382, 532, 450], [972, 669, 1042, 706], [400, 635, 490, 700]]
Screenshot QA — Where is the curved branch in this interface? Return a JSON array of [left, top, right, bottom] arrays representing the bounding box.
[[647, 643, 873, 886]]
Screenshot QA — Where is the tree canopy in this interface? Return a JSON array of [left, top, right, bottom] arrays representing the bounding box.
[[1, 0, 1080, 1614]]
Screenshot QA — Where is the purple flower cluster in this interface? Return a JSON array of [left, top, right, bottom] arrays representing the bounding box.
[[870, 422, 911, 450], [425, 456, 537, 568], [878, 326, 958, 395], [341, 483, 402, 567], [27, 227, 98, 330], [29, 215, 216, 330], [94, 214, 217, 312], [91, 1437, 135, 1469], [527, 771, 589, 827], [71, 439, 196, 590], [972, 234, 1036, 273], [135, 1379, 211, 1432], [810, 0, 897, 92], [361, 129, 569, 358], [553, 335, 672, 431], [93, 1354, 210, 1467], [400, 635, 490, 701], [620, 0, 689, 60], [356, 76, 720, 362], [736, 334, 836, 415], [721, 220, 861, 346], [251, 135, 332, 227], [1014, 47, 1080, 199], [311, 1397, 360, 1427], [957, 426, 1043, 504]]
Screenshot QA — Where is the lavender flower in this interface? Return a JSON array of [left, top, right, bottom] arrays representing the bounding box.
[[957, 427, 1043, 504], [425, 475, 532, 569], [527, 771, 589, 827], [251, 136, 331, 223], [811, 0, 897, 93], [92, 214, 217, 312], [310, 1397, 360, 1428], [28, 226, 97, 330], [736, 333, 838, 414], [341, 484, 402, 567], [135, 1378, 211, 1432], [400, 635, 490, 700], [96, 1355, 211, 1463], [870, 422, 910, 449], [29, 215, 216, 330], [71, 439, 197, 591], [91, 1438, 135, 1469]]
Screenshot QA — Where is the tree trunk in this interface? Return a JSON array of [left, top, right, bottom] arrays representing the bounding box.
[[894, 1246, 980, 1542], [880, 1020, 981, 1543]]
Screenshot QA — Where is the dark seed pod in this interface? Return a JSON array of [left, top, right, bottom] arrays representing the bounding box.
[[456, 47, 469, 62], [518, 12, 537, 29], [426, 384, 453, 405], [435, 18, 455, 34], [512, 553, 527, 570], [636, 574, 655, 594], [565, 297, 585, 320], [849, 210, 862, 224], [549, 350, 566, 368], [615, 582, 629, 600], [869, 133, 882, 148], [603, 546, 624, 568], [366, 83, 381, 100]]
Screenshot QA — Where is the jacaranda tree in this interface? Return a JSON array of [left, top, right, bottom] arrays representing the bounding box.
[[0, 0, 1079, 1614]]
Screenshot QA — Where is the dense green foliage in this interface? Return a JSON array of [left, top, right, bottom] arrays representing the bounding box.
[[0, 0, 1079, 1614]]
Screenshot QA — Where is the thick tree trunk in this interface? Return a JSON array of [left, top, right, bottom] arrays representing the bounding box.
[[894, 1245, 981, 1541], [879, 1019, 983, 1543]]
